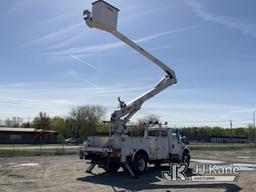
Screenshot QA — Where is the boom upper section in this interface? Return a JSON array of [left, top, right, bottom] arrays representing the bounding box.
[[83, 0, 177, 134]]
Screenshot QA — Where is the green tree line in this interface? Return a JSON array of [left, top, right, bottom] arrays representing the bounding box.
[[180, 126, 253, 138], [0, 105, 108, 140], [0, 110, 254, 140]]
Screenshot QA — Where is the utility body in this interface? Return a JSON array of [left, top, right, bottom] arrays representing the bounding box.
[[83, 126, 190, 176]]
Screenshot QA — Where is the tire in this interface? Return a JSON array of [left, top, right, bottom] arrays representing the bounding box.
[[103, 162, 120, 173], [132, 154, 148, 176], [182, 151, 190, 167]]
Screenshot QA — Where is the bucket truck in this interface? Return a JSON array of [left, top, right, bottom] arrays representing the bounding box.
[[80, 0, 190, 177]]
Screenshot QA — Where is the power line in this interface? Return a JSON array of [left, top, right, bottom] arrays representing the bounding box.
[[0, 110, 252, 125]]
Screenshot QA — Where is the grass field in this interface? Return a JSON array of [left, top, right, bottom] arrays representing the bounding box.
[[0, 144, 73, 147], [0, 149, 78, 157], [0, 144, 79, 157], [0, 142, 255, 157], [189, 143, 256, 150]]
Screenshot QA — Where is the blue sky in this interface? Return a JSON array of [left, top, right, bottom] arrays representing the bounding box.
[[0, 0, 256, 127]]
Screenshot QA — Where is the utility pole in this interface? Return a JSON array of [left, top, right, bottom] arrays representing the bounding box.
[[253, 111, 256, 146], [230, 120, 233, 144]]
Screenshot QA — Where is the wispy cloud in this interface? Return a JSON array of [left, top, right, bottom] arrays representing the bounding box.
[[92, 85, 151, 97], [230, 108, 256, 113], [119, 3, 184, 22], [0, 98, 81, 108], [21, 2, 188, 53], [22, 23, 83, 47], [7, 0, 36, 15], [0, 82, 152, 101], [0, 81, 253, 127], [135, 26, 196, 43], [44, 26, 197, 55], [46, 33, 83, 50], [193, 80, 201, 89], [51, 41, 124, 55], [26, 4, 167, 51], [65, 69, 97, 87], [184, 0, 256, 37], [68, 54, 102, 73]]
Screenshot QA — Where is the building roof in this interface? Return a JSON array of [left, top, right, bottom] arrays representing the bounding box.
[[0, 127, 57, 133]]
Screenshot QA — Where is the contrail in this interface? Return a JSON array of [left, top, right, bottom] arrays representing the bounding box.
[[68, 53, 102, 73]]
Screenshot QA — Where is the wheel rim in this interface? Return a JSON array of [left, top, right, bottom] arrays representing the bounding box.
[[138, 158, 146, 171]]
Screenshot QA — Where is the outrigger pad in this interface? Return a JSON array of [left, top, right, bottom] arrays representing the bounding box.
[[124, 162, 138, 178], [86, 162, 96, 173]]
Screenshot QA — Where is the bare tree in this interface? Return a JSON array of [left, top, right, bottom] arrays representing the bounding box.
[[137, 114, 161, 126], [68, 105, 106, 139], [33, 112, 52, 131], [4, 117, 23, 127], [131, 114, 161, 136], [33, 112, 52, 145]]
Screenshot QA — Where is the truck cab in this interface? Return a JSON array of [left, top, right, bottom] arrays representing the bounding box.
[[147, 128, 189, 164]]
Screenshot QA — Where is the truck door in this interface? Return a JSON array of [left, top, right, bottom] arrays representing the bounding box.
[[169, 129, 182, 156], [156, 130, 169, 160], [148, 130, 168, 160], [148, 129, 157, 160], [148, 129, 169, 160]]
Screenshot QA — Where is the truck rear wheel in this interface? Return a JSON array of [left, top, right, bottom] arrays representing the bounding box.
[[132, 154, 148, 176]]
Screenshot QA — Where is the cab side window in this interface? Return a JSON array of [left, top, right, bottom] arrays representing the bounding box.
[[176, 130, 181, 142], [172, 129, 181, 142], [172, 130, 177, 138]]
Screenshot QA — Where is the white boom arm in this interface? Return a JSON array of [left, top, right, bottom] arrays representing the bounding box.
[[83, 4, 177, 134]]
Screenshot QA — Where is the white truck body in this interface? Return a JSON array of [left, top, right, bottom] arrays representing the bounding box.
[[86, 128, 187, 162], [83, 127, 190, 176]]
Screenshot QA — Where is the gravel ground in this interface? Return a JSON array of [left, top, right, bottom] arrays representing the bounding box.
[[0, 149, 256, 192]]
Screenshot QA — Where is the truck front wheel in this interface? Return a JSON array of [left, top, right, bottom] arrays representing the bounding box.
[[132, 154, 148, 176], [182, 151, 190, 167]]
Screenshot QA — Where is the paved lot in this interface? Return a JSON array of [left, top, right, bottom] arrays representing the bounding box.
[[0, 149, 256, 192]]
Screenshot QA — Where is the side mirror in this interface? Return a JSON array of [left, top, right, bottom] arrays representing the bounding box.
[[181, 136, 189, 145]]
